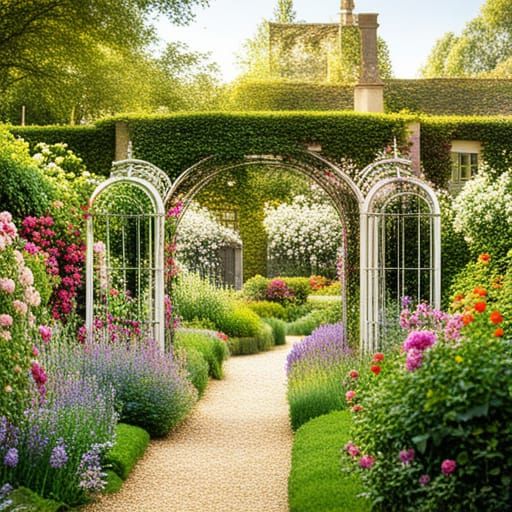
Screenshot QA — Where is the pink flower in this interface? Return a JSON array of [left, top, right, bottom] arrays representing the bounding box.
[[39, 325, 52, 344], [32, 345, 40, 357], [24, 242, 39, 255], [406, 349, 423, 372], [24, 287, 41, 307], [419, 474, 431, 486], [403, 330, 437, 352], [345, 390, 356, 402], [31, 362, 47, 387], [359, 455, 375, 469], [0, 278, 15, 294], [93, 241, 105, 254], [441, 459, 457, 475], [345, 442, 360, 458], [0, 314, 13, 328], [0, 331, 11, 341], [399, 448, 415, 464], [19, 267, 34, 287], [12, 300, 27, 316]]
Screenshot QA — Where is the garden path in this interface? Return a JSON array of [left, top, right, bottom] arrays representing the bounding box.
[[87, 338, 297, 512]]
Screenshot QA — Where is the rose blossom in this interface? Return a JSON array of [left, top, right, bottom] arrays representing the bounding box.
[[399, 448, 415, 465], [441, 459, 457, 475], [345, 442, 360, 458], [0, 314, 13, 328], [345, 390, 356, 402], [0, 278, 15, 294], [359, 455, 375, 469]]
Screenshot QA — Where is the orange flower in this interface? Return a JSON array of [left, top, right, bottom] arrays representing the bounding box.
[[478, 253, 491, 265], [462, 313, 474, 326], [474, 302, 487, 313], [494, 327, 505, 338], [490, 311, 504, 325], [473, 287, 487, 297], [453, 294, 465, 302]]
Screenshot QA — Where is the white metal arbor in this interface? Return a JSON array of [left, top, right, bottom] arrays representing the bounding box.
[[86, 159, 170, 350], [85, 151, 441, 354]]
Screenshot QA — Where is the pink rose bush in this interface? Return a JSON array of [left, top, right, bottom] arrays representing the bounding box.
[[0, 212, 48, 420]]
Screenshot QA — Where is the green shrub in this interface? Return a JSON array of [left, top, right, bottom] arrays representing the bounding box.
[[227, 337, 261, 356], [289, 411, 369, 512], [105, 423, 150, 481], [104, 471, 124, 494], [281, 277, 311, 305], [286, 305, 341, 336], [175, 330, 229, 380], [257, 322, 274, 351], [216, 305, 262, 338], [351, 324, 512, 510], [0, 487, 66, 512], [264, 317, 287, 345], [284, 303, 313, 322], [0, 127, 54, 222], [243, 274, 269, 301], [310, 281, 342, 296], [247, 300, 287, 319], [179, 346, 209, 396]]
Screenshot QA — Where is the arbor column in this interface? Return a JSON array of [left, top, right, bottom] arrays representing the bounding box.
[[354, 13, 384, 113]]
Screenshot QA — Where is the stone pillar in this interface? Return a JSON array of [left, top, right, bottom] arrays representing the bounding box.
[[115, 121, 130, 161], [407, 122, 421, 175], [354, 13, 384, 113], [340, 0, 355, 26]]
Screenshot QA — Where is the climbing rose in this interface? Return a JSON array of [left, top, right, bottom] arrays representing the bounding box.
[[441, 459, 457, 475]]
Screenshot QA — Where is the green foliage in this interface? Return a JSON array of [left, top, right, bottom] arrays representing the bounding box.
[[10, 123, 115, 176], [263, 317, 287, 345], [217, 305, 263, 338], [105, 423, 150, 481], [244, 275, 270, 302], [310, 281, 342, 296], [281, 277, 311, 305], [0, 487, 66, 512], [352, 333, 512, 510], [175, 330, 229, 380], [0, 127, 54, 221], [104, 470, 124, 494], [247, 300, 288, 320], [178, 346, 209, 396], [289, 411, 369, 512], [227, 323, 274, 355], [286, 305, 341, 336]]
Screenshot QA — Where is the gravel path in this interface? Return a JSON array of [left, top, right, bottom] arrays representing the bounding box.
[[87, 339, 295, 512]]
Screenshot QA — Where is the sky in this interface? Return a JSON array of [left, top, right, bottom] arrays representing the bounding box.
[[155, 0, 484, 81]]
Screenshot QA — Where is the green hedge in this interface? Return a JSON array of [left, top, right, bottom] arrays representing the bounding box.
[[289, 411, 369, 512], [115, 112, 409, 178], [9, 121, 116, 176], [228, 79, 512, 117]]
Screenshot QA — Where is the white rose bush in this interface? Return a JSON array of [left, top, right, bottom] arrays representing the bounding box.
[[264, 196, 342, 277]]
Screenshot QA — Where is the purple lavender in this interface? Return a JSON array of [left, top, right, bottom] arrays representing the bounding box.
[[0, 484, 12, 499], [3, 448, 18, 468], [50, 441, 68, 469], [286, 323, 350, 376], [77, 444, 108, 492]]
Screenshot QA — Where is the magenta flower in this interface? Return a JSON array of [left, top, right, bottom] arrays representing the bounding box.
[[39, 325, 52, 344], [406, 349, 423, 372], [419, 474, 431, 486], [403, 330, 437, 352], [359, 455, 375, 469], [441, 459, 457, 475], [399, 448, 415, 465], [345, 442, 360, 458]]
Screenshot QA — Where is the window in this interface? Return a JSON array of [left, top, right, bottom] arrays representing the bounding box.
[[213, 209, 239, 231], [451, 152, 479, 183]]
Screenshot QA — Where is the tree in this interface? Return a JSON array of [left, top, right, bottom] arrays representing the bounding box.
[[274, 0, 296, 23], [0, 0, 210, 123], [421, 0, 512, 77]]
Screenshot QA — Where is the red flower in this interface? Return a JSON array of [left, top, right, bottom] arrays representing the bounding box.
[[473, 287, 487, 297], [490, 311, 504, 325], [453, 293, 464, 302], [478, 253, 491, 265], [371, 365, 382, 375], [348, 369, 359, 379], [372, 352, 385, 363], [351, 405, 364, 413], [494, 327, 505, 338], [474, 302, 486, 313]]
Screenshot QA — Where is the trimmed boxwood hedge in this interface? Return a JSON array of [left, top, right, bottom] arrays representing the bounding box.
[[10, 121, 116, 176]]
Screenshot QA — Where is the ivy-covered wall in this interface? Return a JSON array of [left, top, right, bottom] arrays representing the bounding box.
[[228, 79, 512, 116], [420, 116, 512, 188], [10, 121, 116, 176]]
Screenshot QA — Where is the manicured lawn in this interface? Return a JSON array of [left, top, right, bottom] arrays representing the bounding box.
[[289, 411, 369, 512]]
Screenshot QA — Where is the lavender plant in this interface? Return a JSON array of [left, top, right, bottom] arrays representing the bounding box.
[[0, 372, 117, 505], [42, 337, 198, 438], [286, 323, 356, 430]]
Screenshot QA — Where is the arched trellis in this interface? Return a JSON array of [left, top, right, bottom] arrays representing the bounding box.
[[86, 160, 170, 350], [359, 158, 441, 353], [85, 152, 441, 354]]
